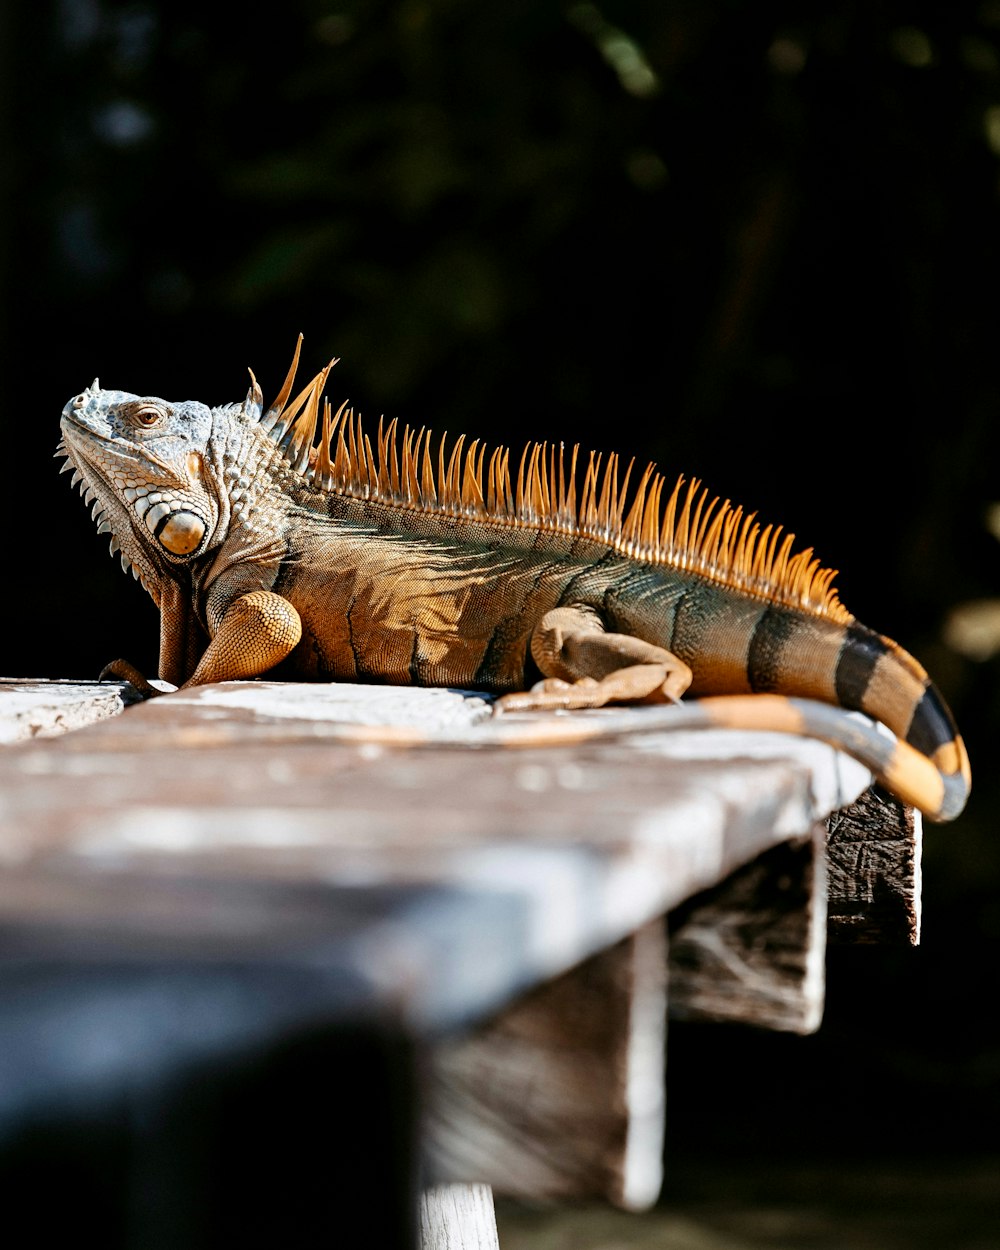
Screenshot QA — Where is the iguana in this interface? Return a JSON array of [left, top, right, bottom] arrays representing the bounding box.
[[58, 337, 970, 821]]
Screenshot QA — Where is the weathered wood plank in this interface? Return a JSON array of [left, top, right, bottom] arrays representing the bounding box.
[[0, 682, 855, 1036], [826, 787, 921, 945], [0, 677, 131, 742], [666, 831, 826, 1034], [426, 922, 667, 1210], [419, 1184, 500, 1250], [0, 678, 918, 1242]]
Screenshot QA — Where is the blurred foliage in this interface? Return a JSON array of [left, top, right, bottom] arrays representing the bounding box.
[[12, 1, 1000, 610], [13, 0, 1000, 753], [4, 0, 1000, 1163]]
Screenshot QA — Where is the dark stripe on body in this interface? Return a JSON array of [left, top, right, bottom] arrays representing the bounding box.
[[666, 583, 767, 694], [474, 612, 533, 690], [271, 550, 299, 598], [834, 624, 889, 709], [555, 550, 625, 612], [343, 590, 366, 678], [474, 554, 568, 689], [665, 583, 692, 656], [906, 685, 959, 756], [600, 564, 669, 629], [408, 628, 422, 686], [475, 551, 632, 689], [747, 606, 798, 692]]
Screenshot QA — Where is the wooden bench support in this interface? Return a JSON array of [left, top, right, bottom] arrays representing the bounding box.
[[826, 788, 921, 945], [419, 1184, 500, 1250], [425, 920, 667, 1210], [666, 830, 826, 1035]]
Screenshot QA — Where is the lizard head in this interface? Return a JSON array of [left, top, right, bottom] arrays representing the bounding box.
[[58, 380, 227, 586]]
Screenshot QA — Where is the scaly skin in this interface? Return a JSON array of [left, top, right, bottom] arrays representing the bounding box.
[[57, 352, 971, 821]]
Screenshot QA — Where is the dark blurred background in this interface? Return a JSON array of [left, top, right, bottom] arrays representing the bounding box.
[[3, 0, 998, 1230]]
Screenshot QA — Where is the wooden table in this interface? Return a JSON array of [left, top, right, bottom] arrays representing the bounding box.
[[0, 678, 919, 1248]]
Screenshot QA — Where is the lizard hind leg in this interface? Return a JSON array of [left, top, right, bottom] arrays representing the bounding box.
[[495, 604, 693, 713]]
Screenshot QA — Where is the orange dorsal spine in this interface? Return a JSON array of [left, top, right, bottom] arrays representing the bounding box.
[[257, 348, 850, 624]]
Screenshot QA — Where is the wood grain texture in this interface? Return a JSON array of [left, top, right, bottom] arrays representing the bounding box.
[[666, 832, 826, 1034], [0, 680, 859, 1037], [0, 677, 131, 742], [419, 1184, 500, 1250], [826, 787, 921, 945], [0, 678, 925, 1241], [425, 923, 667, 1210]]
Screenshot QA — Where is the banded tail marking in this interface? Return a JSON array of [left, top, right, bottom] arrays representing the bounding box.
[[287, 693, 969, 822], [692, 694, 969, 823], [489, 694, 968, 822]]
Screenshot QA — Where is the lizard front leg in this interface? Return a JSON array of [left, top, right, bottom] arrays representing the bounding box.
[[496, 604, 692, 712], [98, 583, 294, 697], [182, 590, 302, 687]]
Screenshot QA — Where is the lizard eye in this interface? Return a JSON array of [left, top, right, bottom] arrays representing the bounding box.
[[130, 403, 167, 427]]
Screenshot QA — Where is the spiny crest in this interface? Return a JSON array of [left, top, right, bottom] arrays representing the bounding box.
[[251, 338, 850, 623], [55, 439, 146, 585]]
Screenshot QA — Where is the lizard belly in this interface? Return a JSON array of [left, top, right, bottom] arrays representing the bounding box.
[[286, 589, 529, 688], [275, 545, 533, 689]]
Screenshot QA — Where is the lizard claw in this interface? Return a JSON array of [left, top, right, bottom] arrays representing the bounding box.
[[99, 658, 172, 702]]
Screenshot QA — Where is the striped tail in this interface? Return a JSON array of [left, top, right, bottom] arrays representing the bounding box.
[[487, 680, 970, 822], [694, 692, 970, 823], [712, 616, 970, 822], [833, 622, 970, 821], [478, 683, 969, 820]]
